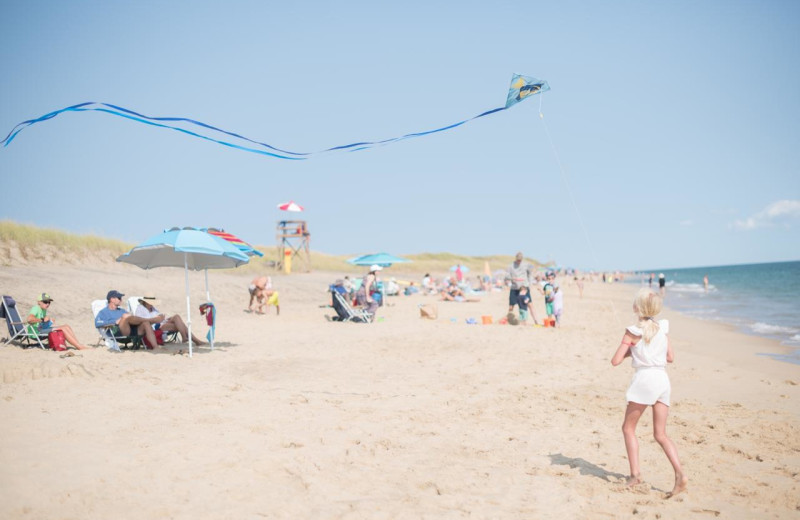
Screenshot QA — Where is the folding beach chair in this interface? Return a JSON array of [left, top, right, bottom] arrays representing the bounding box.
[[126, 296, 179, 344], [330, 289, 372, 323], [1, 295, 48, 349], [91, 299, 142, 351]]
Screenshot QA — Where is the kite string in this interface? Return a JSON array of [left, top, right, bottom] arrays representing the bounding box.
[[537, 99, 622, 328]]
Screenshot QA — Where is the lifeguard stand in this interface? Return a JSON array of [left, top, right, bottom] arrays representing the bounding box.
[[276, 220, 310, 273]]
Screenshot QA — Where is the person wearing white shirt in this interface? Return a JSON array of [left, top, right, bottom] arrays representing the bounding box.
[[135, 297, 205, 345]]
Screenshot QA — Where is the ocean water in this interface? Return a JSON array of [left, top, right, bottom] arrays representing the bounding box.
[[631, 261, 800, 364]]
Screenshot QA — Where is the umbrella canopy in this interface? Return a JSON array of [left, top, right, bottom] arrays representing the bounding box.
[[277, 201, 304, 212], [117, 227, 250, 357], [450, 265, 470, 273], [204, 228, 264, 257], [348, 253, 410, 268], [118, 227, 250, 270]]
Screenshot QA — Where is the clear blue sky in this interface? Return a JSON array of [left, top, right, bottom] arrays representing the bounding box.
[[1, 0, 798, 271]]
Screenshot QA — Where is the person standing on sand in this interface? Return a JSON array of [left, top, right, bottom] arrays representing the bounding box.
[[658, 273, 666, 296], [356, 264, 382, 321], [552, 282, 563, 327], [611, 288, 687, 499], [505, 252, 534, 314]]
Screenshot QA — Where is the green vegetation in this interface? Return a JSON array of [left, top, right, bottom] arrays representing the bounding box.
[[0, 221, 546, 273], [0, 220, 132, 259]]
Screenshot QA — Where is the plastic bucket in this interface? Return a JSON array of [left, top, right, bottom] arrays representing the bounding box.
[[481, 315, 493, 325]]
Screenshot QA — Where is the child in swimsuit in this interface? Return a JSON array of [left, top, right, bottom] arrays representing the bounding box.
[[611, 288, 688, 498]]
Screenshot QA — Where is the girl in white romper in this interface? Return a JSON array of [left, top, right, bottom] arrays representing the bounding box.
[[611, 288, 688, 498]]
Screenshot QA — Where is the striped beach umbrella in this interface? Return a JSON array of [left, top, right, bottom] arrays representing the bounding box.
[[204, 228, 264, 257], [277, 201, 304, 212]]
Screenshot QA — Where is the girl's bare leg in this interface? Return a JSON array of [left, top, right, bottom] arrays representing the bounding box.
[[622, 402, 646, 484], [652, 402, 688, 497], [56, 325, 90, 350]]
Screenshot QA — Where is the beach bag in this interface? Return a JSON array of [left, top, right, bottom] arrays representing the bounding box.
[[143, 329, 164, 349], [419, 304, 438, 320], [48, 330, 67, 351]]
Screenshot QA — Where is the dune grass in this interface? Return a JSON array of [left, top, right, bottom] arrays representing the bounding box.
[[0, 221, 546, 274], [0, 220, 132, 259], [238, 248, 547, 276]]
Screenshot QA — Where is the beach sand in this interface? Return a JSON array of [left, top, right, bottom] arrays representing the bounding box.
[[1, 260, 798, 519]]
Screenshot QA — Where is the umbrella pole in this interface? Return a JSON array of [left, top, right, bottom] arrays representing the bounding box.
[[185, 253, 193, 358], [205, 268, 214, 350]]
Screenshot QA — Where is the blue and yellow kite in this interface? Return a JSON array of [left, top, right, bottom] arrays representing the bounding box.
[[2, 73, 549, 160]]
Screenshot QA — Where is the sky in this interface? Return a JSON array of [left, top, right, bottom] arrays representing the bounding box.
[[1, 0, 799, 271]]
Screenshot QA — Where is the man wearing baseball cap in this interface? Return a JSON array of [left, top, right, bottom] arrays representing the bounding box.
[[94, 289, 159, 348], [26, 293, 90, 350]]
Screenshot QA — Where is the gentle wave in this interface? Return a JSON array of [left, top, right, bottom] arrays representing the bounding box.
[[750, 322, 800, 335], [667, 282, 716, 294]]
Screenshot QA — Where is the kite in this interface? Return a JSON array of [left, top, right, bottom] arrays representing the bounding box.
[[1, 73, 549, 160]]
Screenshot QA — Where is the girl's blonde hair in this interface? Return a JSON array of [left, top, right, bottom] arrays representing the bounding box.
[[634, 288, 662, 343]]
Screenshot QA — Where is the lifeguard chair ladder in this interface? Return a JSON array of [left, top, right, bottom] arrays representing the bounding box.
[[276, 220, 310, 273]]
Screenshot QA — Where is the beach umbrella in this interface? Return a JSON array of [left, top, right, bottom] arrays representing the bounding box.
[[117, 227, 250, 357], [347, 253, 410, 305], [347, 252, 410, 268], [203, 228, 264, 257], [277, 201, 304, 212]]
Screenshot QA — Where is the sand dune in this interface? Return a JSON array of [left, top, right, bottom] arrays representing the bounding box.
[[1, 261, 798, 519]]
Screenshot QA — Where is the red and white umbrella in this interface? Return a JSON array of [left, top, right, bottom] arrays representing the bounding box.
[[277, 201, 304, 212]]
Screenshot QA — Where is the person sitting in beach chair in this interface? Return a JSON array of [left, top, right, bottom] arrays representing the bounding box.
[[2, 294, 50, 349], [133, 297, 204, 345], [26, 293, 90, 350], [328, 287, 372, 323], [94, 290, 158, 350]]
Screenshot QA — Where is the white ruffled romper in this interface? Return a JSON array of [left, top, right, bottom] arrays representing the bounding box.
[[625, 319, 671, 406]]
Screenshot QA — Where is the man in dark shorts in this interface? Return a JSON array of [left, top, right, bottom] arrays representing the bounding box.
[[658, 273, 666, 296], [506, 252, 535, 314]]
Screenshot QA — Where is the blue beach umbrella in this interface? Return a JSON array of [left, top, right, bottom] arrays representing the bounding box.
[[347, 252, 410, 268], [117, 227, 250, 357]]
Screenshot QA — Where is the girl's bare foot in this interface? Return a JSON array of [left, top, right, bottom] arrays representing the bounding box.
[[666, 474, 688, 499], [625, 474, 642, 487], [76, 344, 91, 350]]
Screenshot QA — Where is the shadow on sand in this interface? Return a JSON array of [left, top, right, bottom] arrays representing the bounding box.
[[548, 453, 627, 482]]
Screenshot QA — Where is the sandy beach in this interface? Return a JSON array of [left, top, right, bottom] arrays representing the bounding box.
[[1, 258, 799, 519]]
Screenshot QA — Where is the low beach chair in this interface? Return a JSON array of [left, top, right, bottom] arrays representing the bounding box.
[[330, 289, 372, 323], [91, 299, 142, 351], [126, 296, 179, 344], [1, 295, 48, 349]]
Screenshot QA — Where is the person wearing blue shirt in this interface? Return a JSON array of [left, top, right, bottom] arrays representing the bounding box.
[[95, 290, 159, 347]]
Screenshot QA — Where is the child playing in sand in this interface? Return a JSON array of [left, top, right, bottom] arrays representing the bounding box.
[[552, 282, 563, 326], [611, 288, 687, 498], [516, 286, 538, 325]]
